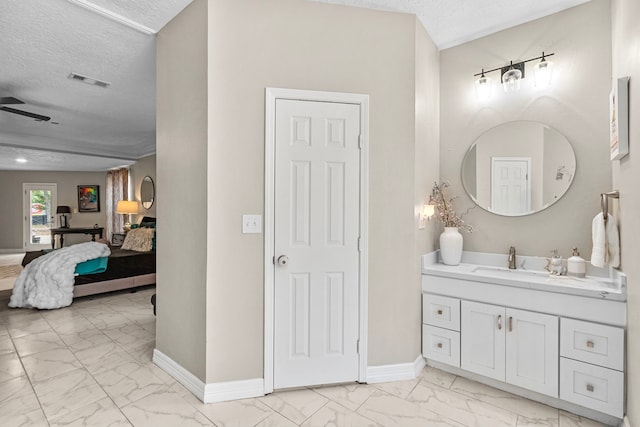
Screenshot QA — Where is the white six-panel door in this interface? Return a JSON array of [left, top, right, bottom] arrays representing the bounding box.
[[273, 99, 361, 389], [491, 157, 531, 215]]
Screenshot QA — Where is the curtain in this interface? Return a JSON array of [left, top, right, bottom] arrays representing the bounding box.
[[106, 168, 129, 242]]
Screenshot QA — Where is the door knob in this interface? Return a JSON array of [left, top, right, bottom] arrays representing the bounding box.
[[277, 255, 289, 266]]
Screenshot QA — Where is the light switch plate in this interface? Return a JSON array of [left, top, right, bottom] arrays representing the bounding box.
[[242, 214, 262, 234]]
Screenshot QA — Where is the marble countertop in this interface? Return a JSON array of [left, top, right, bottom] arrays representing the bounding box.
[[422, 251, 626, 302]]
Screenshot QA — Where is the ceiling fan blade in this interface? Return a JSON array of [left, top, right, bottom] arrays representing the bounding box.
[[0, 106, 51, 121], [0, 97, 25, 105]]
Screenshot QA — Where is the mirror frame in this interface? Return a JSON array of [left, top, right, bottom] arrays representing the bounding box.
[[140, 176, 155, 209], [461, 121, 576, 217]]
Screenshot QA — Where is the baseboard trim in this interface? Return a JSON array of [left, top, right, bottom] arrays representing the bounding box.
[[366, 355, 425, 384], [0, 249, 24, 255], [153, 349, 204, 400], [204, 378, 265, 403], [153, 349, 265, 403], [623, 416, 631, 427]]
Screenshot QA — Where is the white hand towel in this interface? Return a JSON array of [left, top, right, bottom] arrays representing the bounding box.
[[591, 212, 606, 268], [606, 213, 620, 268]]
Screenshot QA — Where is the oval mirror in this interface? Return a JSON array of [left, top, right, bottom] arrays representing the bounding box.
[[461, 121, 576, 216], [140, 176, 155, 209]]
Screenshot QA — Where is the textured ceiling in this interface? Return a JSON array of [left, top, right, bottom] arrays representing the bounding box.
[[309, 0, 592, 49], [0, 0, 192, 171], [0, 145, 134, 172], [2, 0, 590, 171]]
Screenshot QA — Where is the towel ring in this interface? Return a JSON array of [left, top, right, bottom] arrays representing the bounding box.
[[601, 190, 620, 223]]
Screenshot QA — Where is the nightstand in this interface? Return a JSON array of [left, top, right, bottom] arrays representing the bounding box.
[[111, 233, 126, 247]]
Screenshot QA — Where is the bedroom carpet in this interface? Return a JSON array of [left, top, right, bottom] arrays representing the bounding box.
[[0, 264, 22, 279], [0, 253, 25, 292], [0, 288, 606, 427]]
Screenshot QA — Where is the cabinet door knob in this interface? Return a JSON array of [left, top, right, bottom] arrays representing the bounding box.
[[437, 309, 443, 315], [436, 342, 443, 349], [586, 340, 595, 348], [586, 384, 594, 392], [497, 315, 502, 330]]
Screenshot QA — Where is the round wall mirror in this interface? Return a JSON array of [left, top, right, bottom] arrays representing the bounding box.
[[140, 176, 155, 209], [461, 121, 576, 216]]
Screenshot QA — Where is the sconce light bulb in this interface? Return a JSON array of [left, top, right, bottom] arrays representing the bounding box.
[[502, 67, 522, 93], [534, 59, 554, 89], [475, 74, 492, 101], [424, 204, 435, 219]]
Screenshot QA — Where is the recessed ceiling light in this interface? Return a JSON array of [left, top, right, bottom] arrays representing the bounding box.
[[68, 72, 111, 88], [16, 158, 27, 163]]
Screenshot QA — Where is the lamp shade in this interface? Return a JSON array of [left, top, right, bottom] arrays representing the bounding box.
[[116, 200, 139, 215], [56, 205, 71, 214]]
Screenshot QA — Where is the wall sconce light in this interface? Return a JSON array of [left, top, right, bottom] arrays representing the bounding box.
[[533, 52, 554, 89], [425, 203, 435, 219], [419, 200, 436, 229], [473, 52, 555, 99], [475, 69, 493, 101], [502, 61, 524, 93]]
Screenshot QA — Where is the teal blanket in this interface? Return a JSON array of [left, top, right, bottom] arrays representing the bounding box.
[[74, 257, 108, 275]]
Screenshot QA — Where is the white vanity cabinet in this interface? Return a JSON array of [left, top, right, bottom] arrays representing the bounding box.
[[422, 294, 460, 366], [421, 258, 627, 424], [461, 301, 558, 397], [559, 318, 625, 418]]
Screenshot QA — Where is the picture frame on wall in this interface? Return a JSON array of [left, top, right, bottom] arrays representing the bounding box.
[[77, 185, 100, 212], [610, 76, 630, 161]]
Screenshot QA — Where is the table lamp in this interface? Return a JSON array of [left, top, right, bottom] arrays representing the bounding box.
[[116, 200, 139, 232], [56, 205, 71, 229]]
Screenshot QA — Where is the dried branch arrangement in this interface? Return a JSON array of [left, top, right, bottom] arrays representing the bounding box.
[[429, 182, 473, 232]]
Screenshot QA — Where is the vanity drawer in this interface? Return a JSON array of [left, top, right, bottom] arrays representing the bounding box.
[[422, 325, 460, 367], [561, 318, 624, 371], [422, 294, 460, 331], [560, 357, 623, 418]]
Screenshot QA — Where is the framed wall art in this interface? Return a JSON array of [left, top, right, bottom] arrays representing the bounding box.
[[610, 76, 630, 161], [78, 185, 100, 212]]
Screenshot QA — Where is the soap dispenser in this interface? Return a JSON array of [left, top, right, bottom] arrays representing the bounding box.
[[567, 247, 586, 278]]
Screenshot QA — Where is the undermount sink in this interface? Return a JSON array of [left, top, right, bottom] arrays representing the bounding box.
[[471, 265, 551, 278]]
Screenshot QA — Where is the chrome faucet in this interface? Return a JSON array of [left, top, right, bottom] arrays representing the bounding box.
[[508, 246, 516, 269]]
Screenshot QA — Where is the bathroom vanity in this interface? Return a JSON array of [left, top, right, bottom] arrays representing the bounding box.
[[421, 251, 626, 424]]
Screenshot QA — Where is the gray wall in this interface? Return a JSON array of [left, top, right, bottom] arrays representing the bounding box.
[[0, 171, 107, 251], [156, 0, 208, 381], [440, 0, 612, 259], [611, 0, 640, 421], [157, 0, 440, 384], [205, 0, 439, 383]]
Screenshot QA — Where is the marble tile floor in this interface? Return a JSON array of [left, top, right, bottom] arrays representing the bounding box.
[[0, 287, 609, 427]]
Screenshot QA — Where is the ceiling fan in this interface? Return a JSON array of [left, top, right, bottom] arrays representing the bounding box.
[[0, 96, 51, 122]]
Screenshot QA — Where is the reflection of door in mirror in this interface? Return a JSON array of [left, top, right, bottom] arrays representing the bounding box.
[[491, 157, 531, 215], [140, 176, 155, 209], [461, 121, 576, 217]]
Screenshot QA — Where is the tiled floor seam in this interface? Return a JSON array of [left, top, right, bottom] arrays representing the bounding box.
[[7, 329, 54, 426], [418, 378, 529, 424]]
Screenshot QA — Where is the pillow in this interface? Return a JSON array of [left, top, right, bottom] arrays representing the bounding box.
[[121, 228, 154, 252]]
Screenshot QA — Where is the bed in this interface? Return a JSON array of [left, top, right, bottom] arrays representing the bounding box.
[[21, 217, 156, 298]]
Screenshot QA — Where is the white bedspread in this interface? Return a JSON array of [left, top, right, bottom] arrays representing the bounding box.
[[9, 242, 111, 309]]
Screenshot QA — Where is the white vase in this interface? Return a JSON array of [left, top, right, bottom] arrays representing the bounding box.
[[440, 227, 463, 265]]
